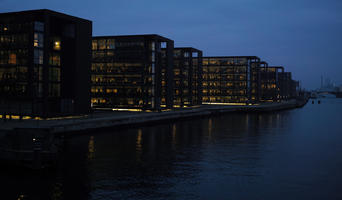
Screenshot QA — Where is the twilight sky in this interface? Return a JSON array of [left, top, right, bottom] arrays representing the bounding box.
[[1, 0, 342, 89]]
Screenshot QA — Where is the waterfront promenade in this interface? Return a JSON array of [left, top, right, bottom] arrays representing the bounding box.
[[0, 99, 307, 135]]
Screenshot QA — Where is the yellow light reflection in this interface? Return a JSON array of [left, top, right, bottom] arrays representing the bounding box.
[[172, 124, 176, 145], [88, 136, 95, 160], [136, 129, 142, 162], [202, 102, 247, 106], [112, 108, 143, 112], [208, 118, 212, 141]]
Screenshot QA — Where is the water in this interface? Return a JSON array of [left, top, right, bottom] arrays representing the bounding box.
[[1, 98, 342, 200]]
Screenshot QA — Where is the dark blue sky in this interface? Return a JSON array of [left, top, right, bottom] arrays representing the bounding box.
[[2, 0, 342, 89]]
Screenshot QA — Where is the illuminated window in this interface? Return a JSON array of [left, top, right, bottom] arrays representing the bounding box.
[[34, 33, 44, 47], [53, 41, 61, 50], [49, 54, 60, 66], [150, 42, 155, 51], [107, 39, 115, 49], [9, 54, 16, 64], [98, 40, 106, 50], [92, 41, 97, 50], [128, 99, 134, 105]]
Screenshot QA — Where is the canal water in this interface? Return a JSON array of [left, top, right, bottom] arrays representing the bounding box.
[[1, 97, 342, 200]]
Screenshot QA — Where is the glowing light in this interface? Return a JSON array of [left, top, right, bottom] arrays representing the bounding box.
[[9, 53, 17, 64], [53, 41, 61, 50], [11, 115, 20, 119], [112, 108, 142, 112], [202, 102, 247, 106], [45, 115, 88, 120]]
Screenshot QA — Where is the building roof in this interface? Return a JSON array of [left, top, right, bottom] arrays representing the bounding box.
[[0, 9, 91, 23], [203, 56, 260, 60], [93, 34, 173, 42], [174, 47, 202, 52]]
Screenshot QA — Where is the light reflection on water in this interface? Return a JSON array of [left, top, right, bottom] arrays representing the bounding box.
[[1, 98, 342, 200]]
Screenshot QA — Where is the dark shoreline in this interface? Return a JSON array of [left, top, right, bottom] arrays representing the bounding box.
[[0, 99, 308, 169], [1, 99, 307, 135]]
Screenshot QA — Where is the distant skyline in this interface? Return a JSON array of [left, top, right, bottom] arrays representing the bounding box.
[[1, 0, 342, 89]]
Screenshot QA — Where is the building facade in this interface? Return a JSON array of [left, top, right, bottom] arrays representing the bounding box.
[[0, 9, 92, 118], [260, 64, 284, 102], [202, 56, 261, 104], [278, 71, 299, 100], [169, 47, 202, 107], [91, 34, 174, 110]]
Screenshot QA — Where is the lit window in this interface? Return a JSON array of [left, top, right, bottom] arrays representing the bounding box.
[[107, 39, 115, 49], [49, 54, 60, 66], [34, 33, 44, 47], [92, 41, 97, 50], [53, 41, 61, 50], [9, 54, 16, 64], [150, 42, 155, 51], [34, 49, 44, 64], [98, 40, 106, 50]]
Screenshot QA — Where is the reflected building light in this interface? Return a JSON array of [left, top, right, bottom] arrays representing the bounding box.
[[208, 118, 212, 141], [112, 108, 142, 112], [136, 129, 143, 162], [136, 129, 142, 153], [51, 182, 63, 200], [172, 124, 176, 145], [88, 136, 95, 160], [258, 115, 263, 126], [17, 194, 25, 200], [203, 102, 248, 106]]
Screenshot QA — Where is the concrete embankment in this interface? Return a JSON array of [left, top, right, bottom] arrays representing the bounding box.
[[0, 99, 307, 135]]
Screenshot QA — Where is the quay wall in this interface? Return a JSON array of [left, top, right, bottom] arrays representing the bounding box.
[[1, 99, 307, 135]]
